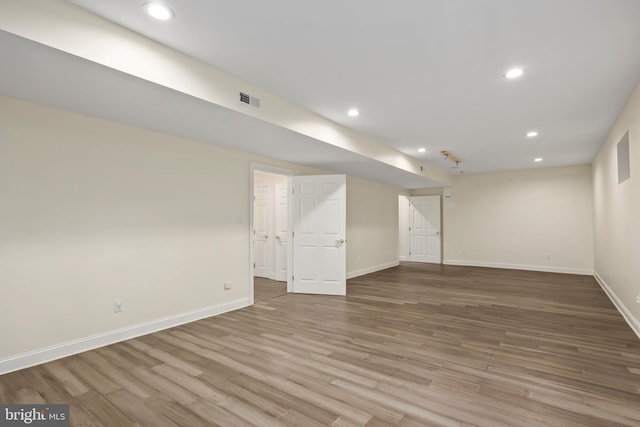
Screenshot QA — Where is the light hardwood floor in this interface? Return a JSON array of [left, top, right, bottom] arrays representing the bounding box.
[[2, 263, 640, 426]]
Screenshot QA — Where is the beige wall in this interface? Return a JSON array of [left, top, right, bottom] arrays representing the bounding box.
[[410, 187, 444, 197], [443, 165, 594, 274], [346, 176, 401, 277], [0, 97, 401, 368], [0, 97, 245, 358], [592, 82, 640, 336]]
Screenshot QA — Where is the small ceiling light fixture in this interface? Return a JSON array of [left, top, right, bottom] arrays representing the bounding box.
[[418, 147, 427, 153], [143, 2, 174, 20], [534, 157, 543, 162], [505, 68, 524, 79], [440, 150, 460, 163], [526, 131, 539, 138], [347, 109, 360, 117]]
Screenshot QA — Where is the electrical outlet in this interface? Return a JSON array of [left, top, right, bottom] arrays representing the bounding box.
[[114, 299, 123, 313], [636, 293, 640, 306], [224, 282, 232, 290]]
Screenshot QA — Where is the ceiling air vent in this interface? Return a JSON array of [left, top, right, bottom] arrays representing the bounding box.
[[239, 92, 261, 109]]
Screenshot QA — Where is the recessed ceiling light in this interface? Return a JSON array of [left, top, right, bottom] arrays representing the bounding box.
[[143, 3, 174, 20], [418, 148, 427, 153], [505, 68, 524, 79], [526, 131, 539, 138], [347, 109, 360, 117], [534, 157, 543, 162]]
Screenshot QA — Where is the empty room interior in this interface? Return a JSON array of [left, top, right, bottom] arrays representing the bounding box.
[[1, 1, 640, 426]]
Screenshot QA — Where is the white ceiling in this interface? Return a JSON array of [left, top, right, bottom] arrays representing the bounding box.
[[6, 0, 640, 186], [0, 31, 439, 188]]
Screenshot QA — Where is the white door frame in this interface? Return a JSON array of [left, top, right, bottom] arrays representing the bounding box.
[[249, 163, 295, 305]]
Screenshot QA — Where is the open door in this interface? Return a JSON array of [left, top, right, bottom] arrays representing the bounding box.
[[292, 175, 346, 295]]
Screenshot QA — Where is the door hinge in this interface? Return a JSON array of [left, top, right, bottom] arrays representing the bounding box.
[[292, 275, 294, 281], [409, 252, 411, 255], [253, 263, 256, 268], [292, 231, 295, 237], [409, 227, 411, 231]]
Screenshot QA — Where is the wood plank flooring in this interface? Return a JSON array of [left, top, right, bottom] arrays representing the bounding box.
[[254, 277, 287, 301], [2, 263, 640, 426]]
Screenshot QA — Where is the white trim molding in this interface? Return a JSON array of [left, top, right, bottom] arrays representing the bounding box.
[[0, 298, 250, 375], [347, 261, 399, 280], [593, 271, 640, 340], [443, 259, 593, 276]]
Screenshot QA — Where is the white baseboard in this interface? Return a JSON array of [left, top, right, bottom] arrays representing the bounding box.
[[442, 259, 592, 276], [347, 261, 399, 279], [593, 271, 640, 340], [399, 256, 409, 262], [0, 298, 250, 375]]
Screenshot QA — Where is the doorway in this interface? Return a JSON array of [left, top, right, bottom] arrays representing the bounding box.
[[250, 165, 293, 304], [252, 170, 290, 300], [399, 195, 442, 263], [250, 166, 348, 302], [253, 171, 289, 281]]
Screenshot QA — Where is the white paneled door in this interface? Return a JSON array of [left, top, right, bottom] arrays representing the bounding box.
[[409, 195, 441, 263], [292, 175, 346, 295], [398, 195, 410, 261], [253, 182, 272, 278], [274, 178, 289, 282]]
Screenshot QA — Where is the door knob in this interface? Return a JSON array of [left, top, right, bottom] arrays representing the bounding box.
[[335, 239, 345, 247]]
